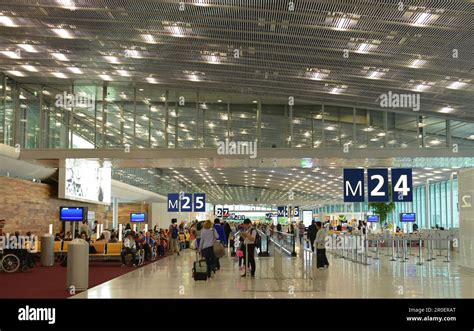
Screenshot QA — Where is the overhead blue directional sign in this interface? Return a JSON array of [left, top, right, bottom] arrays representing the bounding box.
[[368, 168, 389, 202], [167, 193, 179, 212], [343, 169, 365, 202], [391, 168, 413, 202]]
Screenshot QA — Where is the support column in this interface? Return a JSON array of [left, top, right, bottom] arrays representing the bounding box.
[[321, 104, 325, 147], [69, 82, 74, 148], [112, 197, 119, 230], [174, 104, 179, 148], [1, 74, 6, 144], [164, 90, 169, 147], [352, 107, 357, 145], [195, 91, 199, 147], [12, 82, 21, 147], [446, 119, 451, 147], [226, 101, 231, 139], [101, 82, 107, 148], [120, 102, 124, 146], [38, 86, 44, 148], [450, 172, 454, 229], [425, 179, 430, 229], [458, 168, 474, 271], [132, 86, 137, 147], [288, 102, 293, 148], [256, 99, 262, 147]]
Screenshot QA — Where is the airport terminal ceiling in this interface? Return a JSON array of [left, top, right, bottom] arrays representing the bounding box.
[[0, 0, 473, 204], [0, 0, 472, 119]]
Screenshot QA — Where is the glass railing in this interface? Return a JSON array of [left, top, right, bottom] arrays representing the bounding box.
[[269, 230, 297, 257]]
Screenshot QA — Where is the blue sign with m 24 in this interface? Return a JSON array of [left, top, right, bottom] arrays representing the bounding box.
[[343, 169, 365, 202], [367, 168, 389, 202]]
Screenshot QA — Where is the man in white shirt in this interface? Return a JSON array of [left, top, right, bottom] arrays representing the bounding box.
[[121, 232, 137, 267]]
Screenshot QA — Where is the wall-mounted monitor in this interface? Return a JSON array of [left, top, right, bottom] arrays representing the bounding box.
[[59, 159, 111, 205], [302, 210, 313, 227], [130, 213, 146, 223], [60, 207, 86, 222], [400, 213, 416, 222], [367, 215, 380, 222]]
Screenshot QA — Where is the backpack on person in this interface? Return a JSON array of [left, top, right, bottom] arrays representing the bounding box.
[[253, 229, 261, 247], [171, 225, 178, 239]]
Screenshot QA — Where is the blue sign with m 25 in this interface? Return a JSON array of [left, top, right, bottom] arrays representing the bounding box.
[[343, 169, 365, 202], [167, 193, 180, 212], [168, 193, 206, 212]]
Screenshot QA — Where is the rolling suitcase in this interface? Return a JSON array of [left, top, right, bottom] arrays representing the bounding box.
[[193, 259, 208, 281]]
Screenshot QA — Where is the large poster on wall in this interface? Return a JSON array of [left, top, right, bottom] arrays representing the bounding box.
[[59, 159, 112, 205]]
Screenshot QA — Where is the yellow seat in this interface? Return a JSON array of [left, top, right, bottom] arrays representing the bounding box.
[[54, 241, 62, 253], [90, 242, 106, 256], [59, 240, 70, 253], [105, 242, 122, 256]]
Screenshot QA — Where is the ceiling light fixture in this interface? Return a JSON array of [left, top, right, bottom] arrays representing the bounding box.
[[67, 67, 83, 74], [1, 51, 20, 59], [0, 15, 17, 27], [21, 65, 38, 72], [18, 44, 38, 53], [52, 52, 69, 61], [52, 72, 68, 79], [447, 81, 468, 90], [52, 28, 74, 39]]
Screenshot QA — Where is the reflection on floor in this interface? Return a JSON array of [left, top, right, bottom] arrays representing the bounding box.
[[72, 243, 474, 299]]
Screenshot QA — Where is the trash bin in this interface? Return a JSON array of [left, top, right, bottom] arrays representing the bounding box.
[[66, 239, 89, 291], [40, 234, 54, 267]]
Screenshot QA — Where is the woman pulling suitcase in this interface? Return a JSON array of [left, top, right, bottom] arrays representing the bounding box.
[[197, 220, 219, 279]]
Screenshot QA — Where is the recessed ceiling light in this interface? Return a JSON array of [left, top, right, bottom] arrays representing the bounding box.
[[141, 34, 156, 44], [410, 59, 426, 68], [7, 70, 25, 77], [116, 70, 131, 77], [146, 77, 158, 84], [52, 72, 68, 79], [99, 74, 112, 81], [52, 28, 74, 39], [52, 52, 69, 61], [18, 44, 38, 53], [103, 56, 120, 64], [0, 15, 17, 27], [67, 67, 83, 74], [439, 106, 454, 113], [447, 81, 468, 90], [1, 51, 20, 59], [21, 65, 38, 72]]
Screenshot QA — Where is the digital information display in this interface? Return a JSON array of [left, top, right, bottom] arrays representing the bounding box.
[[130, 213, 146, 222], [60, 207, 85, 221], [59, 159, 111, 204], [400, 213, 416, 222], [367, 215, 380, 222]]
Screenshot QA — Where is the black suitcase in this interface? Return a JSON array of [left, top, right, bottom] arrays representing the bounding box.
[[193, 259, 208, 281]]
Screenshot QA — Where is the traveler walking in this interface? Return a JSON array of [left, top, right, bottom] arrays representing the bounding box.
[[314, 222, 329, 268], [240, 219, 257, 277], [307, 220, 317, 252], [198, 220, 218, 278], [169, 218, 180, 256]]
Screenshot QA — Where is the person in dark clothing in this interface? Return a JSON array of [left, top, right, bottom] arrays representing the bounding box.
[[276, 223, 282, 232], [213, 218, 226, 270], [223, 221, 232, 248], [307, 220, 317, 252]]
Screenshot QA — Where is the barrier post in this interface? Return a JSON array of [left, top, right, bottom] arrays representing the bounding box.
[[390, 237, 397, 262], [444, 236, 451, 263], [417, 237, 423, 265]]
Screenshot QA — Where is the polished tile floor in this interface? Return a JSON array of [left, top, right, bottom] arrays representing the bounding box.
[[72, 243, 474, 299]]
